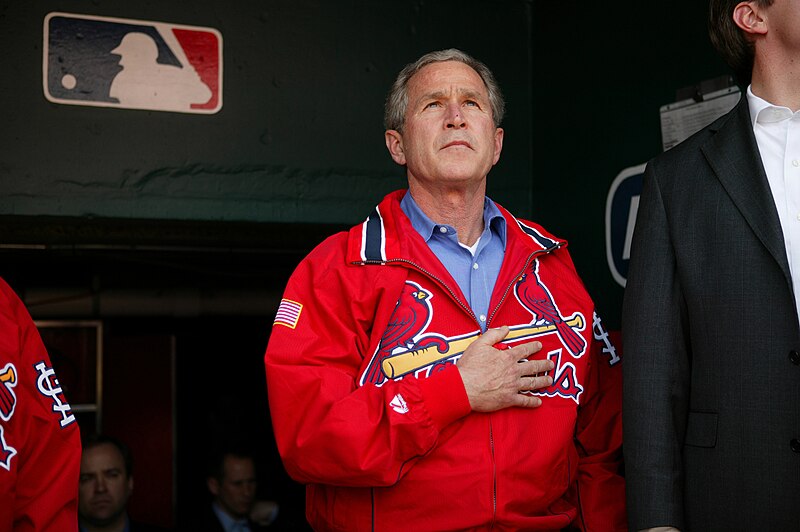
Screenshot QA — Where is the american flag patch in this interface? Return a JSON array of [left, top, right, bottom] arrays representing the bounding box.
[[274, 299, 303, 329]]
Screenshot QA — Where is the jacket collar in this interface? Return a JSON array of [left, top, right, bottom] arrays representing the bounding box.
[[347, 190, 565, 265], [701, 96, 792, 285]]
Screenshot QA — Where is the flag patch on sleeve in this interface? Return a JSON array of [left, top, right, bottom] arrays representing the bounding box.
[[274, 299, 303, 329]]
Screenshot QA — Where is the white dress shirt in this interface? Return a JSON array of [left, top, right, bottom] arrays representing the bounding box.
[[747, 86, 800, 321]]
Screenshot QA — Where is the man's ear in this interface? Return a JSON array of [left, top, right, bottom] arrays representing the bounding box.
[[492, 127, 504, 166], [385, 130, 407, 165], [207, 477, 220, 496], [733, 1, 768, 36]]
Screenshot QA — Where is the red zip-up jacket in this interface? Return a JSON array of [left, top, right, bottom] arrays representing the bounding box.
[[0, 278, 81, 531], [265, 190, 625, 531]]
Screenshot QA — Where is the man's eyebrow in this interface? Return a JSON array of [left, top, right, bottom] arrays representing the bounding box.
[[458, 88, 484, 100], [417, 90, 446, 102], [417, 88, 486, 102]]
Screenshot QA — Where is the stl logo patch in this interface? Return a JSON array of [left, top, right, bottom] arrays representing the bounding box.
[[43, 12, 223, 114]]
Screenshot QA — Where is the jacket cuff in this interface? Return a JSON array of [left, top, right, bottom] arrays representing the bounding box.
[[417, 365, 471, 431]]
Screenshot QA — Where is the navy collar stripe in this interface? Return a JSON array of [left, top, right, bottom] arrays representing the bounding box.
[[516, 220, 558, 250], [362, 207, 386, 261]]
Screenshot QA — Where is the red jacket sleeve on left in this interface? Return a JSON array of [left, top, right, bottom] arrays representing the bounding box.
[[0, 278, 81, 531]]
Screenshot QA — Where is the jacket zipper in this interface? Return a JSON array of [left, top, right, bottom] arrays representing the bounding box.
[[485, 244, 561, 329], [482, 244, 560, 526], [357, 244, 561, 526], [490, 416, 496, 528]]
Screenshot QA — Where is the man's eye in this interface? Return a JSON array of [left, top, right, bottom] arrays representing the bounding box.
[[464, 100, 479, 107], [424, 101, 440, 109]]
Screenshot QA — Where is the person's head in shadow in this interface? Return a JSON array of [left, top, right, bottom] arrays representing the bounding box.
[[207, 445, 272, 527], [208, 447, 256, 520], [78, 434, 134, 531]]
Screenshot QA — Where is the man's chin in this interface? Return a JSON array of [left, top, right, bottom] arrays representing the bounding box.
[[81, 508, 125, 527], [433, 172, 487, 188]]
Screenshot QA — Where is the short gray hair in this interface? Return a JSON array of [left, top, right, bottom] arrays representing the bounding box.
[[383, 48, 505, 132]]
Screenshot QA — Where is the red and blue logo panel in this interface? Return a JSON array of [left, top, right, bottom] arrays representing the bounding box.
[[43, 12, 222, 114]]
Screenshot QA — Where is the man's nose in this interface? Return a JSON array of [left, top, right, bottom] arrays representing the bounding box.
[[96, 477, 108, 492], [445, 102, 466, 129]]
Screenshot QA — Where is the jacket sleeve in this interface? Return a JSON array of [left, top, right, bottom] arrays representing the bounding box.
[[572, 312, 626, 531], [264, 237, 472, 487], [621, 161, 690, 531], [0, 278, 81, 532]]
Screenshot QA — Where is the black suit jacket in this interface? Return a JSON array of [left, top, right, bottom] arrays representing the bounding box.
[[622, 96, 800, 531], [179, 503, 275, 532], [129, 519, 173, 532]]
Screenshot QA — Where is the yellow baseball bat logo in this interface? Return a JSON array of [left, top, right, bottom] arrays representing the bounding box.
[[381, 314, 584, 379]]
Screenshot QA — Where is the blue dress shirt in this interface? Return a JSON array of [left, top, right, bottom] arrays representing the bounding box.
[[400, 191, 506, 332], [212, 502, 251, 532]]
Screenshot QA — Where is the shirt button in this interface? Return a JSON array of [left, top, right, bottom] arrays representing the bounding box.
[[790, 350, 800, 365], [796, 213, 800, 222], [791, 439, 800, 453], [479, 314, 486, 322], [439, 226, 448, 234], [472, 263, 479, 270], [793, 160, 800, 167]]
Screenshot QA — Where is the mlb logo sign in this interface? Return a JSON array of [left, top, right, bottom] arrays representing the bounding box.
[[605, 163, 646, 287], [43, 12, 222, 114]]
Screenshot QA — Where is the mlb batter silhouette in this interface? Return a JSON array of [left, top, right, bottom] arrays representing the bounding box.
[[109, 32, 211, 111]]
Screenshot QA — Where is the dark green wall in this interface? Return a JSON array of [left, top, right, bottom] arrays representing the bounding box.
[[0, 0, 532, 224], [531, 2, 730, 328], [0, 0, 734, 326]]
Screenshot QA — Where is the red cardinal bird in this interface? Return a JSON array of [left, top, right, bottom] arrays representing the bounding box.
[[361, 282, 432, 386], [514, 266, 585, 356]]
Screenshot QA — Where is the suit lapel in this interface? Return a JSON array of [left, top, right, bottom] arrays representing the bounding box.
[[701, 97, 792, 284]]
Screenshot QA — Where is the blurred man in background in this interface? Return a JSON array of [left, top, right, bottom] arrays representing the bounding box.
[[79, 434, 169, 532]]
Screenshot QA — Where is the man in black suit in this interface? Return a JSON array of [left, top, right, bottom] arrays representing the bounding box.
[[188, 448, 279, 532], [623, 0, 800, 530]]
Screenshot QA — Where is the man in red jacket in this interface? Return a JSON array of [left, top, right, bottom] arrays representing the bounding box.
[[265, 49, 625, 531], [0, 277, 81, 530]]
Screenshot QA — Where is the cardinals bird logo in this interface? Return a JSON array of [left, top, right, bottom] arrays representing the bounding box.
[[361, 282, 445, 386], [514, 262, 586, 356]]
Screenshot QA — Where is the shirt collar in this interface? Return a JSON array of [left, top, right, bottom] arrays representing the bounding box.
[[747, 84, 795, 126], [81, 515, 131, 532], [400, 190, 506, 247], [212, 502, 250, 532]]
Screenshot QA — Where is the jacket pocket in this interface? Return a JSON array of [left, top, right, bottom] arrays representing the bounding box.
[[684, 411, 718, 448]]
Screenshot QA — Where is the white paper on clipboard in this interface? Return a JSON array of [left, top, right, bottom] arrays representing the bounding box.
[[659, 86, 741, 151]]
